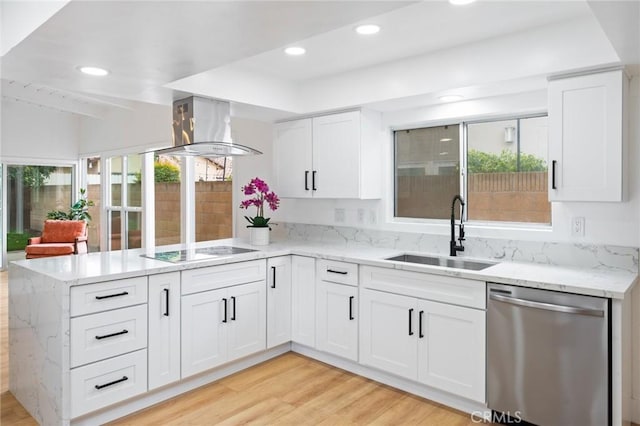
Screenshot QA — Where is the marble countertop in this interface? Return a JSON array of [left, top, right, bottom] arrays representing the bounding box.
[[9, 238, 638, 299]]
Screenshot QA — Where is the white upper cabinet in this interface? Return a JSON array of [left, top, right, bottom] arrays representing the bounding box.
[[548, 69, 626, 202], [274, 118, 313, 198], [273, 110, 382, 199]]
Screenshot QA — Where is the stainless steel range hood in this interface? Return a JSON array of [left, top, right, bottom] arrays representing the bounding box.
[[155, 96, 262, 157]]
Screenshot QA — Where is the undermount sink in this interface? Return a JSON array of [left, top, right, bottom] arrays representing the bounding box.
[[385, 254, 496, 271]]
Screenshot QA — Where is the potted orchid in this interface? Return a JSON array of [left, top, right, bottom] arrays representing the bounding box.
[[239, 177, 279, 245]]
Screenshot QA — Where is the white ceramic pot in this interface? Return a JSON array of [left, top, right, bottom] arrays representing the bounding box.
[[249, 227, 270, 245]]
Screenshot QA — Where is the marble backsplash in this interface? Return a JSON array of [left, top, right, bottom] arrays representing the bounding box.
[[272, 222, 639, 273]]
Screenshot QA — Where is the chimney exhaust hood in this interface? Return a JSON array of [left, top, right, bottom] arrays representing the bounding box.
[[155, 96, 262, 158]]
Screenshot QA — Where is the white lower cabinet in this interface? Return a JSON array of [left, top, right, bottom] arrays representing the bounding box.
[[181, 281, 265, 378], [360, 289, 418, 379], [267, 256, 292, 348], [316, 280, 358, 361], [360, 288, 486, 402], [71, 349, 148, 418], [148, 272, 181, 390], [417, 299, 485, 402], [291, 256, 316, 347]]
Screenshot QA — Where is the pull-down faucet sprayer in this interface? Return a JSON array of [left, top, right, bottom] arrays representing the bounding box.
[[450, 195, 465, 257]]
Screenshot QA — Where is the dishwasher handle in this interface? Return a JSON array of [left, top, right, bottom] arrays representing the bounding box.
[[489, 292, 604, 317]]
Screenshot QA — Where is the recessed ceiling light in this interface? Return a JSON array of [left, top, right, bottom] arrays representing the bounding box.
[[355, 24, 381, 35], [78, 66, 109, 76], [449, 0, 476, 5], [439, 95, 464, 102], [284, 46, 306, 56]]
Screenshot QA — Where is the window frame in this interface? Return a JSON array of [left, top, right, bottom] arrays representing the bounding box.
[[391, 112, 551, 229]]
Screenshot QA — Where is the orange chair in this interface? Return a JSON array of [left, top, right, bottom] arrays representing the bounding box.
[[25, 220, 88, 259]]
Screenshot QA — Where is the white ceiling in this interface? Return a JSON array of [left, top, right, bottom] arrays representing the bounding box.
[[0, 0, 638, 120]]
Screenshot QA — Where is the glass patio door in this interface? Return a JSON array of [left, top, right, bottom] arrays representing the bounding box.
[[5, 164, 74, 261]]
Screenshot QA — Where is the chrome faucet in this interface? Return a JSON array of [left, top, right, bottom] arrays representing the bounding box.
[[450, 195, 465, 257]]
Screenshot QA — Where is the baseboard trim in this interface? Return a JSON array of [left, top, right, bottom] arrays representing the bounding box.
[[291, 343, 487, 417], [71, 343, 291, 426]]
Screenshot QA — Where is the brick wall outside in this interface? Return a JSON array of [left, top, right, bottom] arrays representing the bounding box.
[[397, 172, 550, 224]]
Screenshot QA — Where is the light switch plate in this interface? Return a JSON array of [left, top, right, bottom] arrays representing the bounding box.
[[334, 208, 346, 223]]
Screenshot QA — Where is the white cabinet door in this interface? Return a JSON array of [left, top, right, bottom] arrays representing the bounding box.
[[360, 289, 417, 380], [291, 256, 316, 347], [181, 288, 228, 378], [548, 69, 624, 201], [274, 118, 313, 198], [267, 257, 292, 348], [148, 272, 181, 390], [312, 111, 361, 198], [316, 281, 358, 361], [417, 300, 486, 403], [227, 281, 266, 361]]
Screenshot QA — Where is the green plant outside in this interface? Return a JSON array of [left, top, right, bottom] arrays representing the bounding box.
[[467, 149, 547, 173], [134, 161, 181, 184], [7, 232, 34, 251], [47, 188, 95, 222]]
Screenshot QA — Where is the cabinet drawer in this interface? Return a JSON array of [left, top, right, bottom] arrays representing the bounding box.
[[70, 276, 148, 317], [181, 260, 266, 295], [361, 266, 485, 309], [317, 260, 358, 286], [71, 349, 147, 418], [70, 304, 147, 368]]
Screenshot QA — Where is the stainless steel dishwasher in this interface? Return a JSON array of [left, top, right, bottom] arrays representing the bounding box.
[[487, 283, 610, 426]]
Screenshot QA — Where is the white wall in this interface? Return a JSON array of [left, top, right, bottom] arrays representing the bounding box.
[[231, 117, 279, 240], [0, 99, 81, 162], [79, 101, 171, 156], [257, 79, 640, 248]]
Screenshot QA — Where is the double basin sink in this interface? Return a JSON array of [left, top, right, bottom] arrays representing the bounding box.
[[385, 254, 495, 271]]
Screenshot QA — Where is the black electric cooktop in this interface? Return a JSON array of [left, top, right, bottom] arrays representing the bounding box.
[[142, 246, 257, 263]]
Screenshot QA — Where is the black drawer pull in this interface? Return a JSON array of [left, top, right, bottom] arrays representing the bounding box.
[[163, 288, 170, 317], [408, 308, 414, 336], [95, 376, 128, 390], [327, 269, 347, 275], [551, 160, 557, 190], [231, 296, 237, 321], [95, 329, 128, 340], [312, 170, 317, 191], [222, 298, 228, 323], [419, 310, 424, 338], [349, 296, 355, 320], [271, 266, 277, 289], [305, 171, 309, 191], [95, 291, 128, 300]]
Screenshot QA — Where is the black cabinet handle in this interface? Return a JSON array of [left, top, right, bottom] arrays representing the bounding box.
[[231, 296, 236, 321], [95, 376, 128, 390], [419, 310, 424, 338], [222, 298, 228, 323], [349, 296, 355, 320], [95, 291, 128, 300], [163, 288, 170, 317], [327, 269, 348, 275], [408, 308, 414, 336], [95, 329, 128, 340], [305, 171, 309, 191], [312, 171, 317, 191], [551, 160, 557, 190], [271, 266, 277, 289]]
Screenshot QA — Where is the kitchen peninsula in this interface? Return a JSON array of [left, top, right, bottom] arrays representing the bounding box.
[[8, 237, 638, 425]]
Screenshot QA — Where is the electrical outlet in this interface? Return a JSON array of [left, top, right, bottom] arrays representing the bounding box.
[[571, 216, 585, 236], [357, 208, 365, 224], [334, 208, 346, 223], [368, 209, 377, 225]]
